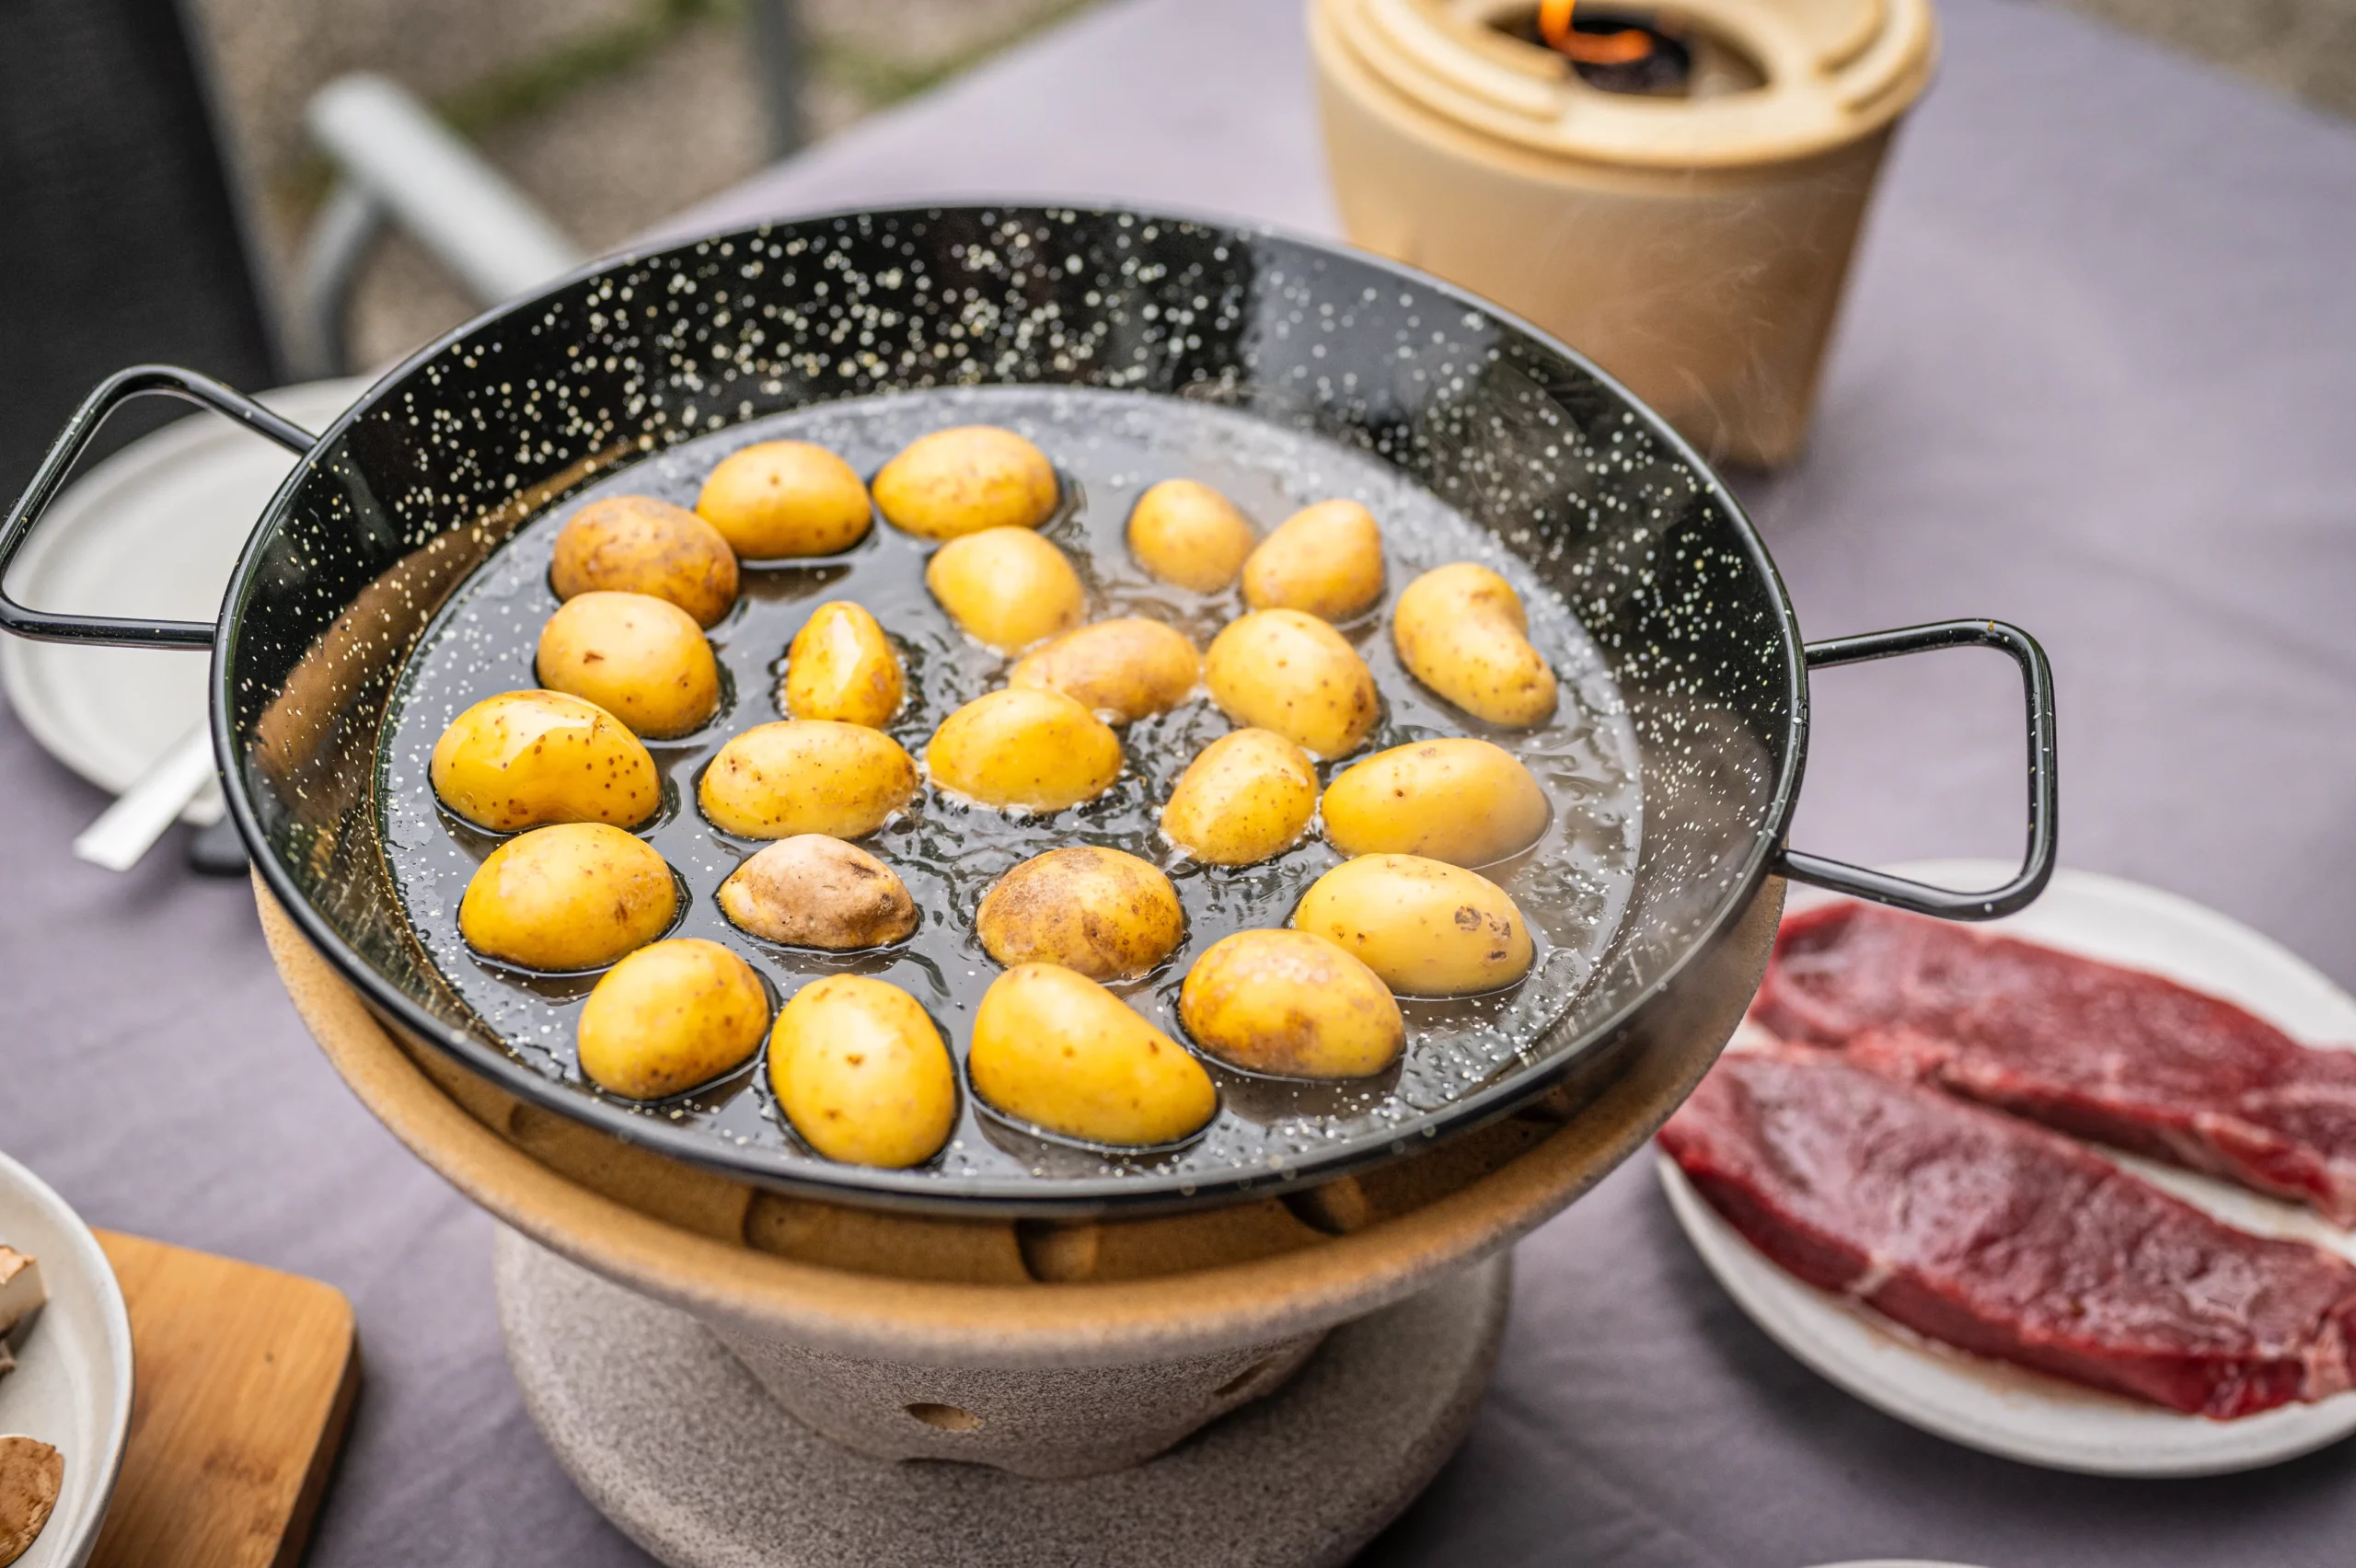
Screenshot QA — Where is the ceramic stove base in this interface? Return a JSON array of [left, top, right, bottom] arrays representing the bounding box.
[[494, 1226, 1508, 1568]]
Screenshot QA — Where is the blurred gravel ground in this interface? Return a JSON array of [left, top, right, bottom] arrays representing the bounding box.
[[181, 0, 2355, 374]]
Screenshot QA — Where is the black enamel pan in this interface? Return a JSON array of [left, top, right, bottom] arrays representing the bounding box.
[[0, 205, 2055, 1215]]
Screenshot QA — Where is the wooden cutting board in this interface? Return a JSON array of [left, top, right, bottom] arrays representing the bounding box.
[[84, 1231, 359, 1568]]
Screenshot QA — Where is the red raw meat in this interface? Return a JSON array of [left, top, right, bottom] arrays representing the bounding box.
[[1658, 1047, 2356, 1418], [1751, 902, 2356, 1225]]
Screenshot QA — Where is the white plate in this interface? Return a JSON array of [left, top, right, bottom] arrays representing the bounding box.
[[0, 378, 369, 823], [0, 1150, 133, 1568], [1661, 859, 2356, 1476]]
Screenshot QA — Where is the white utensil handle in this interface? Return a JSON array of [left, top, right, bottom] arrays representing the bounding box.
[[72, 728, 219, 872]]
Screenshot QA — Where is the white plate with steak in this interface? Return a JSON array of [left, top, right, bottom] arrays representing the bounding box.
[[1659, 861, 2356, 1475]]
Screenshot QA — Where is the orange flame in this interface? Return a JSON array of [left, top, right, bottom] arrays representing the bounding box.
[[1538, 0, 1657, 66]]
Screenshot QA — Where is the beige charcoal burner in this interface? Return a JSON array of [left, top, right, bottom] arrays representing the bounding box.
[[1311, 0, 1938, 467], [259, 875, 1783, 1567]]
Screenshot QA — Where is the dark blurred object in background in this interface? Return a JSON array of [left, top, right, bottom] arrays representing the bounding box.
[[0, 0, 279, 492]]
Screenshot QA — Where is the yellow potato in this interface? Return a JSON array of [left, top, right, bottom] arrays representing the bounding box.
[[1160, 728, 1318, 866], [1126, 478, 1255, 592], [1006, 617, 1199, 723], [576, 938, 769, 1099], [430, 689, 662, 832], [1322, 738, 1549, 867], [924, 526, 1085, 652], [458, 823, 677, 971], [969, 963, 1218, 1147], [1392, 563, 1559, 728], [1242, 500, 1384, 620], [976, 847, 1184, 980], [1180, 929, 1403, 1078], [550, 494, 739, 627], [719, 836, 916, 950], [872, 425, 1059, 540], [924, 687, 1122, 812], [695, 440, 872, 559], [782, 600, 904, 728], [699, 721, 918, 839], [534, 591, 722, 739], [1203, 609, 1380, 759], [1293, 854, 1533, 997], [768, 975, 957, 1168]]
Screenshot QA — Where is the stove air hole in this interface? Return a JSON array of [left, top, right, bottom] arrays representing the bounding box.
[[1213, 1355, 1287, 1402], [905, 1402, 984, 1432]]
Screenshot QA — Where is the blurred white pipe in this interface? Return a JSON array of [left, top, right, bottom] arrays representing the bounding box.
[[73, 728, 216, 872], [305, 73, 584, 306]]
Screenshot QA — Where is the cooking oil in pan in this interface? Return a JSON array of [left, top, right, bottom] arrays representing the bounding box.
[[378, 386, 1644, 1188]]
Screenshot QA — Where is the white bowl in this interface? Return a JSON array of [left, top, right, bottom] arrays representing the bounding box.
[[0, 1151, 133, 1568]]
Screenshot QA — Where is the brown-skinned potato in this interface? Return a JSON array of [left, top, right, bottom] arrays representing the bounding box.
[[872, 425, 1059, 539], [1006, 617, 1199, 723], [458, 823, 677, 972], [696, 440, 872, 559], [535, 591, 722, 739], [1203, 609, 1380, 759], [720, 836, 917, 950], [1322, 738, 1550, 867], [1242, 499, 1383, 620], [976, 847, 1184, 980], [1180, 929, 1404, 1079], [1126, 478, 1254, 592], [576, 938, 770, 1099], [550, 494, 738, 627], [1392, 563, 1558, 727]]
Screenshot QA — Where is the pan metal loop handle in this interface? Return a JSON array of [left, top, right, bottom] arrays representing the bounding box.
[[0, 365, 317, 650], [1773, 618, 2059, 921]]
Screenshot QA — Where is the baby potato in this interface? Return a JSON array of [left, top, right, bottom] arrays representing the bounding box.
[[1127, 478, 1255, 592], [1293, 854, 1533, 997], [872, 425, 1059, 539], [696, 440, 872, 559], [1322, 738, 1550, 867], [1392, 563, 1559, 727], [1160, 728, 1318, 866], [1180, 929, 1403, 1079], [1006, 617, 1199, 723], [458, 823, 677, 971], [1203, 609, 1380, 759], [430, 689, 662, 832], [925, 526, 1085, 652], [976, 847, 1184, 981], [1242, 500, 1384, 620], [699, 721, 918, 839], [719, 835, 916, 950], [782, 600, 904, 728], [534, 591, 722, 739], [550, 494, 739, 628], [769, 975, 957, 1168], [924, 687, 1122, 812], [576, 939, 768, 1100], [969, 963, 1218, 1147]]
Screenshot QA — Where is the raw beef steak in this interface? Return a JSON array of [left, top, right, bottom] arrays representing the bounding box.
[[1751, 902, 2356, 1224], [1659, 1047, 2356, 1417]]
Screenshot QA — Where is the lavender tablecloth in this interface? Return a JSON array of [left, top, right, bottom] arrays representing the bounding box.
[[9, 0, 2356, 1562]]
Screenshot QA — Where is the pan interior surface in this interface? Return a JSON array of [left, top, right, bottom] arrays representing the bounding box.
[[377, 384, 1644, 1188], [220, 206, 1798, 1212]]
